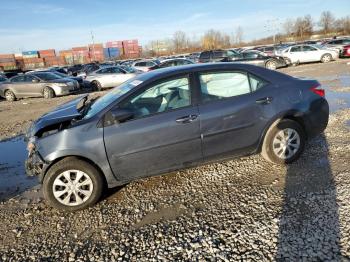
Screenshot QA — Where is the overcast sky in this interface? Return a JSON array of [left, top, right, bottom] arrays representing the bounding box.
[[0, 0, 349, 53]]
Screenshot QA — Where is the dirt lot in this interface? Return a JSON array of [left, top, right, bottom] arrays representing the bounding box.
[[0, 60, 350, 261]]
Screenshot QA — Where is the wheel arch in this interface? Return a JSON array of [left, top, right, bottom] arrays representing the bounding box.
[[257, 110, 307, 153], [41, 155, 108, 190], [43, 86, 56, 96]]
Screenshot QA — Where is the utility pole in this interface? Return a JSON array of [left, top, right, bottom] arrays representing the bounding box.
[[91, 30, 96, 62]]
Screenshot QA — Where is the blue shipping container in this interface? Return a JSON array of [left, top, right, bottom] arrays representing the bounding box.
[[108, 47, 120, 58], [22, 51, 38, 56], [103, 48, 110, 59]]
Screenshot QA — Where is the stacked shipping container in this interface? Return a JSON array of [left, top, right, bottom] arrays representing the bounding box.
[[38, 49, 56, 58], [59, 50, 74, 65], [72, 46, 89, 64], [0, 54, 17, 70], [88, 43, 104, 62], [122, 39, 139, 58]]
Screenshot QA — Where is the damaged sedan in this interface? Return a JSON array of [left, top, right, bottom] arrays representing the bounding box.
[[25, 63, 329, 211]]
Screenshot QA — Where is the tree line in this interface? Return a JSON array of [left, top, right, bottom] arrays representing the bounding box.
[[143, 11, 350, 56]]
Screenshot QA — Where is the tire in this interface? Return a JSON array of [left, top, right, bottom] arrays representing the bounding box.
[[43, 87, 55, 99], [43, 157, 104, 211], [4, 90, 16, 101], [321, 53, 332, 63], [261, 119, 306, 165], [265, 60, 277, 70], [91, 80, 102, 91]]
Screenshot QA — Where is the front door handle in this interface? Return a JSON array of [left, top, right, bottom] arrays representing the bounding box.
[[176, 114, 198, 124], [256, 97, 273, 105]]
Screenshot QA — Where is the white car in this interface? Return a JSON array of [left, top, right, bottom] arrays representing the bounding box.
[[132, 60, 159, 72], [280, 44, 338, 65], [85, 66, 137, 90]]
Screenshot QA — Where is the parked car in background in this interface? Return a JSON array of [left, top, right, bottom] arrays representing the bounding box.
[[50, 72, 87, 89], [0, 74, 7, 82], [119, 65, 143, 74], [322, 38, 350, 53], [67, 64, 83, 76], [199, 49, 287, 70], [340, 45, 350, 58], [0, 72, 79, 101], [188, 52, 201, 62], [198, 49, 241, 63], [280, 44, 338, 65], [85, 66, 138, 90], [25, 63, 329, 211], [132, 60, 160, 72], [149, 58, 194, 70], [77, 63, 102, 77]]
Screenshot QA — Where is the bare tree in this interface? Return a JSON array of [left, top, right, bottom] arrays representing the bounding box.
[[319, 11, 335, 35], [335, 16, 350, 34], [201, 29, 223, 49], [235, 26, 243, 44], [294, 15, 313, 39], [173, 31, 188, 53], [283, 18, 295, 37]]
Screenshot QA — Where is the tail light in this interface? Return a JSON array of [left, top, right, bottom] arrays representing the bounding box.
[[310, 84, 325, 97]]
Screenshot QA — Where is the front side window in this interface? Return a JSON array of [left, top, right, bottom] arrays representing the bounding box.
[[11, 75, 25, 82], [303, 45, 317, 51], [199, 72, 251, 102], [249, 74, 267, 92], [200, 52, 211, 59], [120, 77, 191, 120], [291, 46, 302, 52]]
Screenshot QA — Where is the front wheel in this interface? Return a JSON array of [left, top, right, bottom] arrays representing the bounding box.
[[5, 90, 16, 101], [43, 157, 104, 211], [43, 87, 55, 99], [261, 119, 305, 165], [265, 60, 277, 70], [91, 80, 102, 91], [321, 53, 332, 63]]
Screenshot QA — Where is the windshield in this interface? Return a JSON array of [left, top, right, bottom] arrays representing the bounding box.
[[83, 78, 141, 119], [32, 72, 61, 81]]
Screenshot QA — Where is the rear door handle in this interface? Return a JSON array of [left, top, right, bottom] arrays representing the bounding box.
[[176, 114, 198, 124], [256, 97, 273, 104]]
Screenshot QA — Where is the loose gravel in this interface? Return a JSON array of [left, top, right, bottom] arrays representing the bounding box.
[[0, 60, 349, 261]]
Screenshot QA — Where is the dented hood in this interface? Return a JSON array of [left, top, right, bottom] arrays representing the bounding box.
[[27, 95, 88, 137]]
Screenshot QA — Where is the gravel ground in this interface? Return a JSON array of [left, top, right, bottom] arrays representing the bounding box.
[[0, 60, 349, 261]]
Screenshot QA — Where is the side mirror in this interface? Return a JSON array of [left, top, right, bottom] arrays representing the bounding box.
[[104, 108, 134, 126], [32, 78, 39, 83]]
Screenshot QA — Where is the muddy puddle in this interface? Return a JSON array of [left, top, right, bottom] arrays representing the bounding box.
[[0, 136, 37, 201]]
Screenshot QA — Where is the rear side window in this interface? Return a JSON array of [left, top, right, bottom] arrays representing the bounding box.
[[213, 51, 225, 58], [199, 72, 251, 102], [200, 52, 211, 59], [249, 74, 267, 92], [302, 45, 317, 51], [10, 75, 25, 82]]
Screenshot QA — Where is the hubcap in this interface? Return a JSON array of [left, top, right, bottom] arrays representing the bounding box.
[[267, 62, 276, 69], [5, 92, 13, 100], [272, 128, 300, 160], [323, 55, 330, 62], [52, 170, 93, 206]]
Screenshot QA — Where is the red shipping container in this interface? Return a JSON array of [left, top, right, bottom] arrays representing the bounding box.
[[72, 46, 88, 51], [106, 41, 123, 48], [39, 50, 56, 58], [0, 54, 15, 59], [88, 43, 103, 49]]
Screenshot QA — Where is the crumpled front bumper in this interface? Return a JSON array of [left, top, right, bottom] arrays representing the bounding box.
[[25, 151, 48, 182]]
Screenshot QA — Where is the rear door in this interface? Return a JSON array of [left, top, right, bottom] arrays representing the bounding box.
[[103, 74, 202, 181], [289, 46, 304, 63], [196, 70, 271, 159], [302, 45, 320, 62], [24, 75, 45, 96]]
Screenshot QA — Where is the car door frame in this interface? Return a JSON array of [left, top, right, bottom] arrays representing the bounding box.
[[102, 72, 202, 181], [191, 68, 273, 162]]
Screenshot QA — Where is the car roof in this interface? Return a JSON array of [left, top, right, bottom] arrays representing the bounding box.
[[135, 62, 293, 84]]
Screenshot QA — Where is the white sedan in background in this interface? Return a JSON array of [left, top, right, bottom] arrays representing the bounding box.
[[279, 44, 339, 65], [132, 60, 160, 72], [85, 66, 138, 91]]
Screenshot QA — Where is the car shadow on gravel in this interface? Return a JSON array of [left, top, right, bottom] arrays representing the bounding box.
[[276, 133, 342, 260]]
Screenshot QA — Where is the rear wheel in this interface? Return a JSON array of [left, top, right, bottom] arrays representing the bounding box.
[[4, 90, 16, 101], [43, 157, 104, 211], [43, 87, 55, 99], [91, 80, 102, 91], [321, 53, 332, 63], [265, 60, 277, 70], [261, 119, 305, 165]]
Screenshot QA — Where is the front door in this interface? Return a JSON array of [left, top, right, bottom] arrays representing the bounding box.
[[103, 75, 202, 181], [196, 71, 270, 159]]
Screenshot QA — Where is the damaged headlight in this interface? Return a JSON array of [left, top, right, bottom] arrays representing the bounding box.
[[27, 137, 37, 155]]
